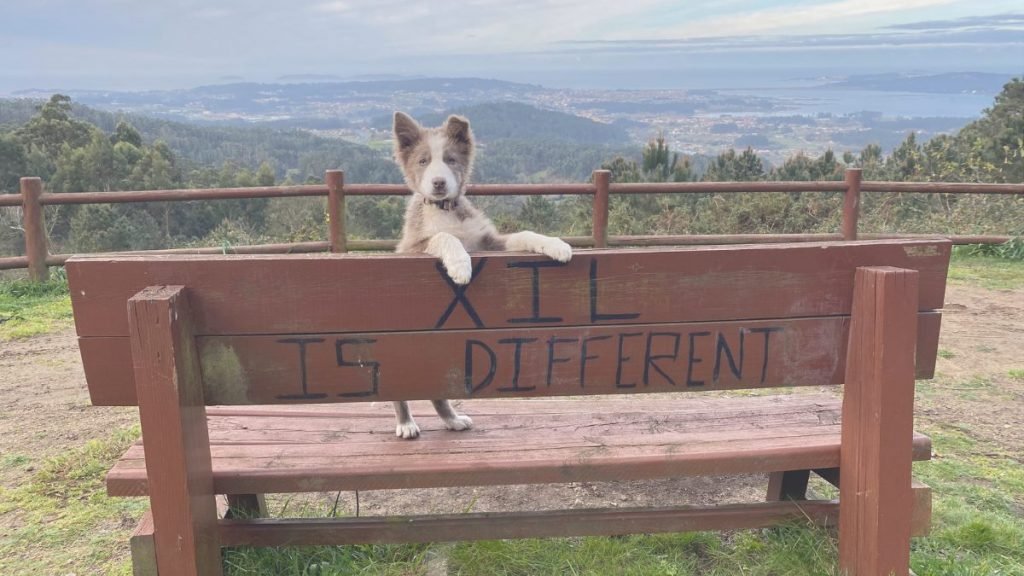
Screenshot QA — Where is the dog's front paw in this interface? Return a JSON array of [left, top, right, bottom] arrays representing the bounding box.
[[445, 253, 473, 285], [541, 238, 572, 263], [396, 421, 421, 439], [443, 413, 473, 431]]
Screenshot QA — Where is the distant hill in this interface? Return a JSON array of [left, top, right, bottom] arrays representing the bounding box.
[[0, 97, 399, 182], [372, 102, 630, 146], [10, 78, 544, 127], [822, 72, 1013, 94], [1, 97, 633, 184]]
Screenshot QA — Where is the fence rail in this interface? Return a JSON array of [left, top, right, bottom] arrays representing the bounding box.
[[2, 169, 1023, 281]]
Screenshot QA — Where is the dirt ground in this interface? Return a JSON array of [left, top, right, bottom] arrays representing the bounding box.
[[1, 281, 1021, 518]]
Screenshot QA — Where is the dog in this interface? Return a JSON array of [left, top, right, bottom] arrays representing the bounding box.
[[390, 111, 573, 439]]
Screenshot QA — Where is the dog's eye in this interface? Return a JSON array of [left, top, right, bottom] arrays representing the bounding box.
[[444, 156, 456, 164], [418, 157, 428, 166]]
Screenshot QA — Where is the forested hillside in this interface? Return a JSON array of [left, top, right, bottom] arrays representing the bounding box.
[[0, 97, 398, 184], [1, 79, 1021, 262]]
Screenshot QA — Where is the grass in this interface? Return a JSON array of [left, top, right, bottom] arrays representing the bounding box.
[[219, 425, 1024, 576], [0, 271, 73, 340], [1, 256, 1021, 574], [0, 426, 146, 576], [7, 425, 1020, 576], [948, 251, 1024, 290]]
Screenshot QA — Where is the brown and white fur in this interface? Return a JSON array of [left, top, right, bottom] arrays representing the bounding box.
[[390, 111, 572, 439]]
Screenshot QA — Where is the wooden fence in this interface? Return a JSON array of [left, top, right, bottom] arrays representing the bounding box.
[[2, 169, 1022, 281]]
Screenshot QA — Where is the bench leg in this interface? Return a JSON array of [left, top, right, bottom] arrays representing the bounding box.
[[130, 511, 158, 576], [226, 494, 268, 519], [839, 267, 918, 576], [766, 470, 810, 501], [130, 286, 222, 576]]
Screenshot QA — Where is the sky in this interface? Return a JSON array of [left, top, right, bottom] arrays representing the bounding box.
[[0, 0, 1022, 91]]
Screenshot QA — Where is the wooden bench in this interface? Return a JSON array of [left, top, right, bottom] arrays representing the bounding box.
[[67, 238, 951, 576]]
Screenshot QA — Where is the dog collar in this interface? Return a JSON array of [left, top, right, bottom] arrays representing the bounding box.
[[425, 198, 458, 211]]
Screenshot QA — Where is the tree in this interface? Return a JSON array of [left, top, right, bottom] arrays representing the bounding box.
[[702, 147, 765, 182], [112, 120, 143, 148], [256, 161, 276, 187], [14, 95, 96, 176], [0, 133, 26, 193]]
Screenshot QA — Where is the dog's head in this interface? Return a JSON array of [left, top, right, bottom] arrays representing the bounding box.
[[392, 111, 475, 203]]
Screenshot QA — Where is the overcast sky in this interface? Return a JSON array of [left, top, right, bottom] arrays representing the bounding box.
[[1, 1, 1021, 90]]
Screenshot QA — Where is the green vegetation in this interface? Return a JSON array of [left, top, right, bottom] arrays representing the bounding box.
[[948, 250, 1024, 290], [0, 426, 145, 576], [0, 81, 1020, 574], [3, 79, 1022, 261], [220, 422, 1024, 575], [4, 416, 1020, 575], [0, 273, 72, 340]]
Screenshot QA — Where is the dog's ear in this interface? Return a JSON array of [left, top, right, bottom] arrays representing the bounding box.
[[393, 111, 422, 153], [445, 115, 472, 145]]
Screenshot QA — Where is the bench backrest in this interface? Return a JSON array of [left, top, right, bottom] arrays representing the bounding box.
[[67, 239, 950, 407]]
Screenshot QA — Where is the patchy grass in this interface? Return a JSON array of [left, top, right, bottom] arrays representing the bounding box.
[[948, 253, 1024, 290], [910, 427, 1024, 575], [444, 528, 840, 576], [938, 349, 956, 359], [224, 424, 1024, 576], [0, 426, 145, 576], [0, 272, 73, 340], [4, 256, 1021, 574]]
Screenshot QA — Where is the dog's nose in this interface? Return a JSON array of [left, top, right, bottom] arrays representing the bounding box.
[[432, 177, 446, 191]]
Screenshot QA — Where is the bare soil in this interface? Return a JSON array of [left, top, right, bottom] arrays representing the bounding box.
[[1, 281, 1021, 518]]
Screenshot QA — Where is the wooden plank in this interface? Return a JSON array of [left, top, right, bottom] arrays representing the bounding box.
[[79, 311, 942, 406], [21, 177, 49, 281], [839, 267, 918, 576], [105, 394, 931, 496], [129, 511, 158, 576], [225, 494, 268, 519], [813, 469, 932, 538], [217, 501, 840, 547], [910, 479, 932, 537], [766, 470, 810, 501], [129, 286, 222, 576], [67, 240, 951, 339]]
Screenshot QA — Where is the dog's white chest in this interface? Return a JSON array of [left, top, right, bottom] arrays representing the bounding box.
[[423, 210, 492, 250]]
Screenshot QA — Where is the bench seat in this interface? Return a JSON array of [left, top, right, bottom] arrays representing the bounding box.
[[107, 393, 931, 497]]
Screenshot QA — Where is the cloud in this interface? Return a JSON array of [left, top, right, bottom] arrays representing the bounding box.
[[2, 1, 1022, 91], [312, 1, 352, 13], [884, 12, 1024, 30], [632, 0, 963, 39], [192, 8, 230, 19]]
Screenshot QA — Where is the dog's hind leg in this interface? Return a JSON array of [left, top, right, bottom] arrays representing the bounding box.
[[393, 401, 421, 439], [432, 400, 473, 431]]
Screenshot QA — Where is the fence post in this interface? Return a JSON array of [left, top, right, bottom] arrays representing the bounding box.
[[842, 168, 862, 241], [326, 170, 346, 253], [21, 177, 49, 282], [592, 169, 610, 248]]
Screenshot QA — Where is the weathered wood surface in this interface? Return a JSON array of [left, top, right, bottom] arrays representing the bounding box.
[[218, 501, 841, 547], [128, 286, 222, 576], [69, 241, 950, 405], [839, 267, 918, 576], [129, 511, 157, 576], [79, 312, 941, 406], [106, 394, 931, 496], [68, 240, 950, 339]]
